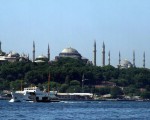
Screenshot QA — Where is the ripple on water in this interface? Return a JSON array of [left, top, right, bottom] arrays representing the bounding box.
[[0, 101, 150, 120]]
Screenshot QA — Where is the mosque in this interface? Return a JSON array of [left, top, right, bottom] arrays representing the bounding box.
[[0, 41, 146, 69], [0, 41, 29, 63], [32, 40, 146, 69], [32, 41, 91, 64]]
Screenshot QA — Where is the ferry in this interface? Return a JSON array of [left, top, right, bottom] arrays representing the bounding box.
[[9, 86, 59, 102]]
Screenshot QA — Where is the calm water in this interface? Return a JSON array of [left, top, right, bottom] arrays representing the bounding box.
[[0, 100, 150, 120]]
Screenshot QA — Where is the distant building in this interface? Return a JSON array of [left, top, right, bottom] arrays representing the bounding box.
[[0, 51, 29, 63], [34, 55, 48, 63], [55, 47, 91, 64], [0, 40, 147, 68], [32, 41, 50, 63], [59, 47, 82, 59], [119, 59, 133, 69], [0, 42, 29, 63]]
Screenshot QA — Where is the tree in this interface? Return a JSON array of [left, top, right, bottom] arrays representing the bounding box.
[[98, 87, 111, 95], [10, 80, 23, 90], [110, 86, 123, 98], [59, 84, 69, 92], [66, 80, 81, 93], [141, 91, 150, 99]]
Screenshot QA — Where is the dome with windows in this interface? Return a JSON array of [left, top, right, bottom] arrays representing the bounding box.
[[61, 48, 79, 54], [59, 47, 81, 59]]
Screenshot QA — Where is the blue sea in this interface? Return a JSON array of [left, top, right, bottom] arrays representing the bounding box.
[[0, 100, 150, 120]]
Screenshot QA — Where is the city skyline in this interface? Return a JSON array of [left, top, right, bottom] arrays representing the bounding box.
[[0, 40, 147, 69], [0, 0, 150, 68]]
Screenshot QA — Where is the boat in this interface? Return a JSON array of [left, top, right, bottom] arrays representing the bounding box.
[[9, 86, 60, 102], [9, 73, 59, 102]]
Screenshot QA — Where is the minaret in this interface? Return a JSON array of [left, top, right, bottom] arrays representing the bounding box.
[[108, 51, 110, 65], [0, 41, 1, 52], [102, 42, 105, 67], [93, 40, 96, 66], [143, 52, 145, 68], [133, 50, 135, 67], [119, 51, 121, 65], [28, 54, 29, 61], [48, 44, 50, 61], [33, 41, 35, 62]]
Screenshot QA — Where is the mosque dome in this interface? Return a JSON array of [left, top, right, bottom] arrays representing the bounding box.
[[61, 48, 79, 54], [34, 60, 45, 63], [37, 55, 47, 59], [8, 51, 20, 57], [121, 59, 132, 68], [59, 47, 81, 59], [35, 54, 48, 63]]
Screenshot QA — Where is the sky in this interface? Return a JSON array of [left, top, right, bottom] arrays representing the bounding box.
[[0, 0, 150, 68]]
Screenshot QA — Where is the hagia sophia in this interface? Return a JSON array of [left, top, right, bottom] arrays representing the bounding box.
[[0, 41, 146, 69]]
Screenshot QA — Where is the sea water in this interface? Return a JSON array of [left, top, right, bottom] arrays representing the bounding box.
[[0, 100, 150, 120]]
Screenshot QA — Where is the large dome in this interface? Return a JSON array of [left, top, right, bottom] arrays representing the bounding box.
[[59, 47, 81, 59], [121, 59, 132, 68], [61, 48, 79, 54]]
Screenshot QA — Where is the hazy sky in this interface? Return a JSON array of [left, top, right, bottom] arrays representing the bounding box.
[[0, 0, 150, 68]]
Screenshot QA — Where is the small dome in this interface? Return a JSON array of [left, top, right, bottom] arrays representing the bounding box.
[[34, 60, 45, 63], [8, 51, 20, 57], [37, 55, 47, 59]]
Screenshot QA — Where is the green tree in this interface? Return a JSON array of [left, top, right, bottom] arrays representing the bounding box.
[[110, 86, 123, 98], [141, 91, 150, 99], [59, 84, 69, 92]]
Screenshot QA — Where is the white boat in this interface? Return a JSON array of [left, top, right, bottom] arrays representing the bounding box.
[[9, 86, 59, 102]]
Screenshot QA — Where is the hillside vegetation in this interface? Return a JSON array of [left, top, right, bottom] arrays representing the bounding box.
[[0, 58, 150, 99]]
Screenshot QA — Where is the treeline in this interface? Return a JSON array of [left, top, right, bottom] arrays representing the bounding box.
[[0, 57, 150, 99]]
